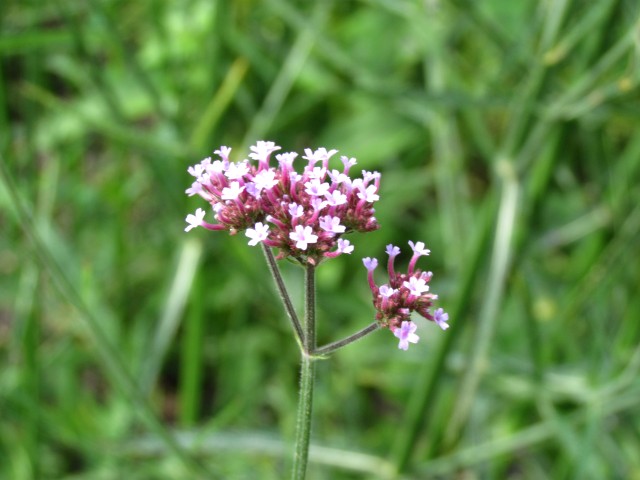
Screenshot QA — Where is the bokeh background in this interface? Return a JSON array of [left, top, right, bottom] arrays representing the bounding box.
[[2, 1, 640, 478]]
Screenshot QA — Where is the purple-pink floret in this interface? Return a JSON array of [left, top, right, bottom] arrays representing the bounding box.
[[184, 141, 380, 264], [365, 242, 449, 338]]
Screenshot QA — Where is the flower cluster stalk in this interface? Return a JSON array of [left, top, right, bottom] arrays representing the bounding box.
[[261, 244, 303, 347], [261, 251, 384, 478]]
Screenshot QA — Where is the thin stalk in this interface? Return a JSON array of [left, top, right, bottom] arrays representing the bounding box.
[[313, 322, 380, 357], [303, 264, 316, 354], [292, 264, 317, 479], [292, 354, 316, 479], [261, 244, 304, 347]]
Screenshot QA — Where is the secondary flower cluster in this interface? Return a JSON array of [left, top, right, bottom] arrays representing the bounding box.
[[185, 141, 380, 264], [363, 241, 449, 350]]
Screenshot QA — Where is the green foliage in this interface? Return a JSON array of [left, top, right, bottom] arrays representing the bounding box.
[[2, 0, 640, 478]]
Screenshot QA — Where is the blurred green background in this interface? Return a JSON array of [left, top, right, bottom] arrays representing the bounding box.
[[2, 0, 640, 478]]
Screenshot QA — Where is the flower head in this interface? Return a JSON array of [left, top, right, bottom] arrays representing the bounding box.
[[184, 141, 380, 264], [363, 242, 447, 349]]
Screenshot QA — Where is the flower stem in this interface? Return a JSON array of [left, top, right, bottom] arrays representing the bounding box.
[[313, 321, 380, 357], [302, 264, 316, 354], [292, 353, 315, 479], [291, 264, 317, 479], [261, 244, 304, 347]]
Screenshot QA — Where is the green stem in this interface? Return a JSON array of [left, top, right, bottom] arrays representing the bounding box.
[[292, 354, 316, 479], [261, 244, 304, 347], [313, 322, 380, 357], [302, 264, 316, 354], [292, 264, 317, 479]]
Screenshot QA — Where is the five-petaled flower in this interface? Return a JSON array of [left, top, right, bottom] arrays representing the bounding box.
[[184, 208, 206, 232], [433, 308, 449, 330], [393, 321, 420, 350], [289, 225, 318, 250], [246, 222, 270, 246]]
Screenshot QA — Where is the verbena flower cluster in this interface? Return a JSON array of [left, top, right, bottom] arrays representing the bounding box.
[[185, 141, 379, 265], [184, 141, 448, 350], [364, 242, 449, 350]]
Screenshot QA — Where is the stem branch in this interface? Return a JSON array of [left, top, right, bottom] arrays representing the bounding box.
[[261, 244, 304, 347], [313, 322, 380, 357]]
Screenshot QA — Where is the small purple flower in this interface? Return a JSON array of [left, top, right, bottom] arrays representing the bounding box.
[[403, 276, 430, 296], [393, 321, 420, 351], [319, 215, 346, 234], [340, 155, 357, 169], [185, 181, 203, 197], [289, 225, 318, 250], [252, 169, 278, 191], [207, 160, 226, 174], [302, 148, 323, 166], [245, 182, 260, 198], [363, 257, 378, 271], [408, 240, 430, 257], [288, 203, 304, 218], [221, 181, 245, 200], [304, 179, 330, 197], [185, 208, 206, 232], [276, 151, 298, 168], [188, 162, 207, 178], [356, 185, 379, 203], [249, 141, 281, 163], [224, 161, 250, 180], [337, 238, 353, 254], [214, 146, 231, 161], [327, 169, 348, 184], [386, 244, 400, 257], [433, 308, 449, 330], [303, 147, 338, 168], [246, 222, 270, 246], [324, 190, 348, 206], [310, 197, 327, 211], [379, 284, 396, 298], [308, 167, 327, 180], [407, 240, 431, 275], [362, 170, 380, 183]]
